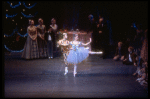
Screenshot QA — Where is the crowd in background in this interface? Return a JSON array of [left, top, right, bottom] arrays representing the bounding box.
[[113, 23, 148, 91]]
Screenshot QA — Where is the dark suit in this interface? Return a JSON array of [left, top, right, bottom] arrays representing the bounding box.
[[90, 21, 98, 51], [44, 31, 55, 58], [97, 22, 109, 58], [123, 52, 137, 65]]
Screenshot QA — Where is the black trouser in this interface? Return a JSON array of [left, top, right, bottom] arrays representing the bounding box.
[[123, 60, 133, 65], [47, 40, 53, 58], [91, 33, 99, 51]]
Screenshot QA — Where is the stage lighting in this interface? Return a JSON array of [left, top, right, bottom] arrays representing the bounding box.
[[89, 51, 103, 54]]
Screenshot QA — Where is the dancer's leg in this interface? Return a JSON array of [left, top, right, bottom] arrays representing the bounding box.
[[64, 66, 68, 75], [64, 53, 68, 75], [74, 64, 77, 77]]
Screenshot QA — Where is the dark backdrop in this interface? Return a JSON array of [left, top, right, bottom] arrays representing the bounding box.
[[3, 1, 148, 51]]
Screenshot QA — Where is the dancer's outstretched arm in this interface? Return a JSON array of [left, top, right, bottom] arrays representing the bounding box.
[[82, 38, 92, 46]]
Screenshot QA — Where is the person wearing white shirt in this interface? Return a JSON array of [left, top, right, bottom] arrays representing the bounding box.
[[44, 27, 55, 59], [123, 46, 137, 66], [50, 18, 58, 52]]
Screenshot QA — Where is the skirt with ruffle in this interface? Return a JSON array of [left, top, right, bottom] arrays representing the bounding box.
[[66, 47, 89, 64]]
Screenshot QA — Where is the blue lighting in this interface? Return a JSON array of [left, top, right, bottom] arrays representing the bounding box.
[[7, 1, 21, 8], [4, 28, 28, 37], [17, 33, 28, 37], [6, 13, 18, 18], [21, 12, 38, 18], [22, 2, 37, 9], [7, 1, 37, 9], [4, 29, 16, 37], [4, 44, 24, 52], [15, 28, 28, 37]]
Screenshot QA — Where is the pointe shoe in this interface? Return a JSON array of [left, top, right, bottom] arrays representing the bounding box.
[[74, 72, 77, 77], [73, 66, 77, 77], [64, 67, 68, 75], [74, 69, 77, 76]]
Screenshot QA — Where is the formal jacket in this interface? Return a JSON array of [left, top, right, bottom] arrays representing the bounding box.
[[44, 31, 55, 42], [124, 52, 137, 63]]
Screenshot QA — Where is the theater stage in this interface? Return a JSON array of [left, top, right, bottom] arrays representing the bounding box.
[[4, 52, 148, 98]]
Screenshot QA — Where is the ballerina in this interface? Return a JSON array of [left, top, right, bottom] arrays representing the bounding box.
[[66, 34, 92, 77]]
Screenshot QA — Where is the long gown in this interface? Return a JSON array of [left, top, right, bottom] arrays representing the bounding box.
[[37, 25, 47, 58], [21, 26, 39, 59], [66, 41, 89, 64]]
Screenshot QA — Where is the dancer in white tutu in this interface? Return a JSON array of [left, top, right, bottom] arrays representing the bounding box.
[[67, 34, 92, 77]]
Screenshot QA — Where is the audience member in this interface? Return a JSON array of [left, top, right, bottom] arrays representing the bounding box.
[[122, 46, 137, 66], [136, 62, 148, 86], [133, 29, 148, 76], [113, 42, 125, 61]]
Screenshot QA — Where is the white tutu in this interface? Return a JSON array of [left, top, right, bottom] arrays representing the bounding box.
[[67, 47, 89, 64]]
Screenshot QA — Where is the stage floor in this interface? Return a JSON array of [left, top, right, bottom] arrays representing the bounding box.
[[4, 53, 148, 98]]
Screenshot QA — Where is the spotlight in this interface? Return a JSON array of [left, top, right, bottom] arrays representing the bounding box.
[[89, 51, 103, 54], [11, 3, 12, 5], [29, 3, 30, 5], [6, 17, 7, 19], [23, 9, 25, 11], [6, 9, 8, 11], [21, 17, 22, 19]]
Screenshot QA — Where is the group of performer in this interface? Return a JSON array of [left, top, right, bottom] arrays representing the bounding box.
[[58, 33, 103, 77], [21, 16, 103, 77], [21, 18, 58, 59]]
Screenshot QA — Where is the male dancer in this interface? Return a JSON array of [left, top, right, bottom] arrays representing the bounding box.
[[57, 33, 70, 75]]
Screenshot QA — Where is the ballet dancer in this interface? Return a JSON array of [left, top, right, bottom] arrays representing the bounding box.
[[57, 33, 70, 75], [66, 34, 92, 77]]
